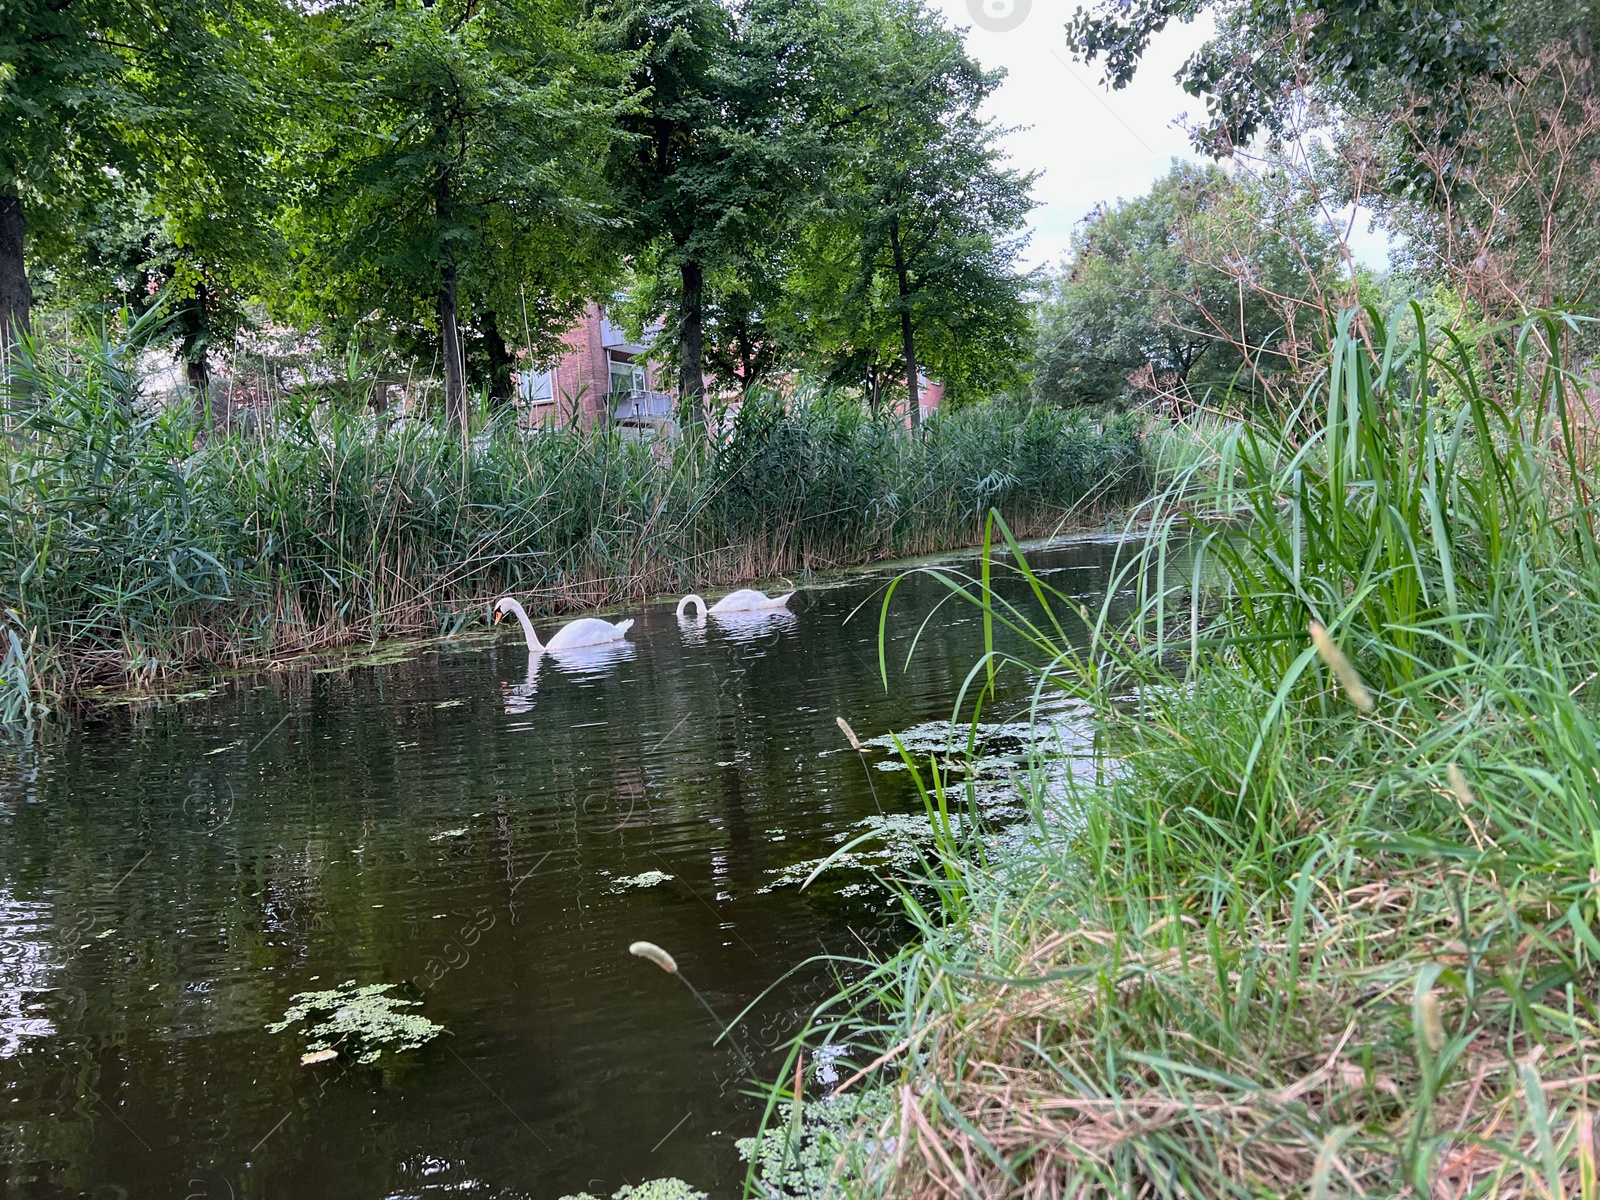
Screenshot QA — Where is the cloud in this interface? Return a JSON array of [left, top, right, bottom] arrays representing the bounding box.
[[927, 1, 1216, 269]]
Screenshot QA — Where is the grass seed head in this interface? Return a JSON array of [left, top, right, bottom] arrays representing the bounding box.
[[1419, 989, 1445, 1053], [629, 941, 678, 974], [837, 716, 862, 751], [1309, 621, 1374, 712]]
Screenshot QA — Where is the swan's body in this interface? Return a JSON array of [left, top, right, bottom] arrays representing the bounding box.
[[494, 596, 634, 651], [676, 588, 794, 619]]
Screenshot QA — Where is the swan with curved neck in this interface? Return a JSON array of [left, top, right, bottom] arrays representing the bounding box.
[[676, 588, 795, 620], [493, 596, 634, 651]]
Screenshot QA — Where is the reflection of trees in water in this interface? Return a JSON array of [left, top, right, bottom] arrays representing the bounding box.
[[0, 540, 1134, 1194]]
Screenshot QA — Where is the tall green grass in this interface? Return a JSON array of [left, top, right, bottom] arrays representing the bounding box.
[[0, 318, 1148, 707], [763, 306, 1600, 1197]]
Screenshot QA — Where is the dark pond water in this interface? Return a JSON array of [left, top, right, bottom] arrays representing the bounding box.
[[0, 537, 1129, 1200]]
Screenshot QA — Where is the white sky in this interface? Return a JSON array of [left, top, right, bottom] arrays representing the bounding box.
[[927, 2, 1395, 272]]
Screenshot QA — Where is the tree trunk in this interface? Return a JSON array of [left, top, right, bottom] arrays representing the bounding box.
[[435, 172, 466, 431], [1577, 18, 1595, 96], [889, 218, 920, 428], [181, 281, 211, 395], [737, 321, 754, 396], [439, 260, 465, 430], [0, 188, 31, 359], [482, 309, 515, 408], [678, 257, 706, 432]]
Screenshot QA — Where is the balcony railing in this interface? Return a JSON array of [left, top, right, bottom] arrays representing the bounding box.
[[600, 315, 664, 352], [609, 389, 676, 425]]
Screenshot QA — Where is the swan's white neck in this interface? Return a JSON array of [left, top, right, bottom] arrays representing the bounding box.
[[501, 598, 543, 651], [676, 594, 706, 620]]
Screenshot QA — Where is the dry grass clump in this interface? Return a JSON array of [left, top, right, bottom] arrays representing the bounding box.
[[870, 859, 1600, 1198]]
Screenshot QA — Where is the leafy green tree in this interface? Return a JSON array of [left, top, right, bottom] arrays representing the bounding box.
[[788, 0, 1035, 420], [0, 0, 285, 362], [1032, 162, 1343, 411], [279, 0, 628, 424], [1065, 0, 1507, 156], [598, 0, 736, 427], [617, 248, 794, 398], [600, 0, 848, 425]]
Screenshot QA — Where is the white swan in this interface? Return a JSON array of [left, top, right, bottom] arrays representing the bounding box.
[[676, 588, 795, 619], [494, 596, 634, 651]]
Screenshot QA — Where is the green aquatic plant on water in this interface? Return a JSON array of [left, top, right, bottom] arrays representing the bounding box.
[[606, 869, 675, 891], [558, 1177, 708, 1200], [738, 1091, 897, 1197], [266, 980, 444, 1065]]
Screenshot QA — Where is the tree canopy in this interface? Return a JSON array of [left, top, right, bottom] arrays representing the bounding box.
[[5, 0, 1041, 417], [277, 0, 630, 422], [1032, 162, 1343, 412], [784, 0, 1035, 418], [1, 0, 286, 365]]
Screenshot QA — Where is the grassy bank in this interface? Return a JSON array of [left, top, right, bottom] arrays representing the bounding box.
[[766, 308, 1600, 1196], [0, 327, 1148, 717]]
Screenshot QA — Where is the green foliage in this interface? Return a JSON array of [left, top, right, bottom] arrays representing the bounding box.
[[1364, 39, 1600, 322], [1066, 0, 1506, 154], [737, 1092, 896, 1196], [786, 0, 1035, 410], [605, 0, 1036, 411], [598, 0, 848, 408], [0, 324, 1147, 695], [2, 0, 288, 361], [791, 305, 1600, 1195], [1031, 161, 1344, 412], [557, 1180, 708, 1200], [267, 980, 444, 1064], [9, 0, 1043, 411], [276, 0, 629, 396]]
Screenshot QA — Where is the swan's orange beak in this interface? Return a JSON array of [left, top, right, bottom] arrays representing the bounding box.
[[492, 610, 503, 625]]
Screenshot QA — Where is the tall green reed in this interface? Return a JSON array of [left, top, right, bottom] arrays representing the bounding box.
[[751, 305, 1600, 1198], [0, 322, 1149, 701]]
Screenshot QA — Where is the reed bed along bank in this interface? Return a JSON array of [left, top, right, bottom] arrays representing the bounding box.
[[0, 327, 1147, 715], [759, 307, 1600, 1198]]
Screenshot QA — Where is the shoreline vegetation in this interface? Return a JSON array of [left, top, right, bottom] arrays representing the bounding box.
[[0, 327, 1150, 722], [757, 306, 1600, 1197]]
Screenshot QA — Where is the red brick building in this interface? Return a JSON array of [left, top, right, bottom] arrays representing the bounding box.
[[516, 304, 672, 431], [517, 302, 943, 432]]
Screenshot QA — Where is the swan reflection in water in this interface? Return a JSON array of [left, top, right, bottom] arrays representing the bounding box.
[[678, 606, 799, 646], [502, 641, 638, 715]]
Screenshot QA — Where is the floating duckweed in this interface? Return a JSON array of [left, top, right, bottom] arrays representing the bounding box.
[[755, 802, 1030, 896], [609, 870, 674, 892], [557, 1180, 708, 1200], [738, 1091, 896, 1195], [267, 981, 444, 1065], [311, 643, 418, 674]]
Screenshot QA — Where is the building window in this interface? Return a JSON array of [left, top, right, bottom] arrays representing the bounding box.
[[519, 369, 554, 405], [608, 358, 636, 396]]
